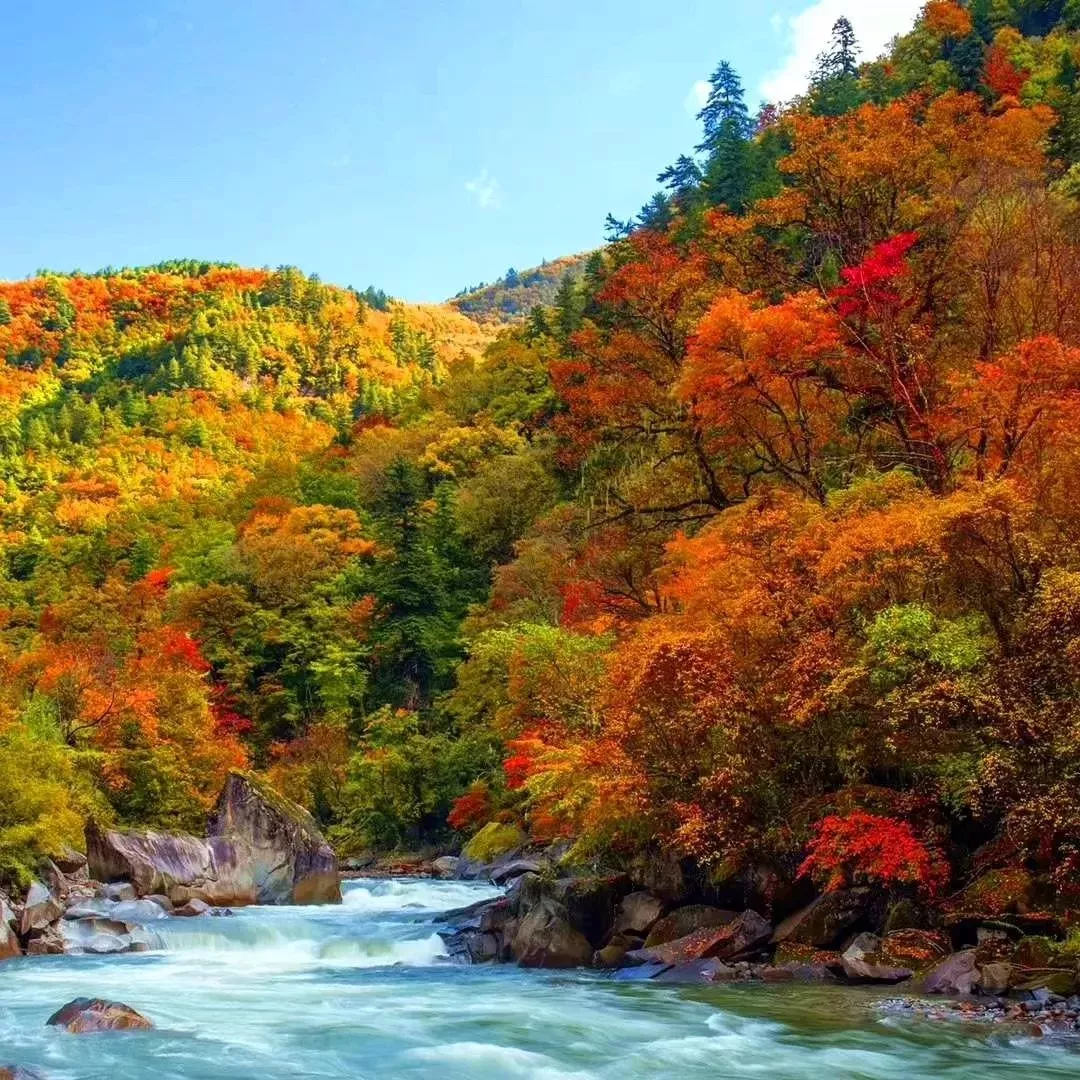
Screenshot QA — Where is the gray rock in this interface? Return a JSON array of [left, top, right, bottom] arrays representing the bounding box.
[[83, 934, 131, 955], [0, 894, 20, 961], [431, 856, 459, 879], [19, 882, 62, 937], [511, 897, 593, 968], [653, 959, 737, 983], [87, 771, 340, 907], [612, 892, 664, 937], [173, 898, 212, 917], [54, 847, 88, 876], [490, 858, 543, 886], [63, 902, 111, 921], [613, 962, 672, 981], [549, 875, 632, 947], [840, 932, 913, 983], [111, 899, 169, 922], [506, 872, 544, 917], [103, 882, 137, 902], [922, 949, 979, 995], [644, 905, 738, 947], [771, 889, 873, 949]]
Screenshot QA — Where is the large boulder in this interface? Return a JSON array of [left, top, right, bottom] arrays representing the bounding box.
[[87, 822, 248, 907], [880, 929, 950, 971], [977, 961, 1013, 995], [431, 856, 459, 879], [612, 892, 665, 938], [461, 823, 525, 865], [59, 917, 152, 956], [771, 889, 873, 949], [629, 910, 772, 967], [46, 999, 153, 1033], [0, 895, 20, 961], [86, 773, 340, 907], [25, 927, 65, 956], [19, 882, 62, 937], [490, 858, 543, 886], [644, 905, 738, 948], [207, 772, 340, 904], [840, 933, 914, 984], [548, 875, 631, 947], [922, 949, 979, 995], [950, 868, 1036, 917], [511, 898, 593, 969], [173, 898, 212, 918], [0, 1068, 48, 1079]]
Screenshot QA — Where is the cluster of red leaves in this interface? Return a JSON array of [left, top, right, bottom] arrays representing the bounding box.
[[832, 232, 920, 320], [447, 781, 492, 831], [985, 45, 1029, 100], [798, 813, 949, 898], [160, 629, 211, 674]]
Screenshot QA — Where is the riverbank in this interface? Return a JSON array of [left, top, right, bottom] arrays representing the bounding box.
[[4, 878, 1080, 1079]]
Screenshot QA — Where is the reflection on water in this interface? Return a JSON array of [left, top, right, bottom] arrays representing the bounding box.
[[1, 877, 1078, 1079]]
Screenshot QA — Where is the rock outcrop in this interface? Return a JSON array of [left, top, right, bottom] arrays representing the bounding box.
[[208, 773, 340, 904], [46, 998, 153, 1033], [0, 894, 20, 961], [511, 898, 593, 968], [19, 882, 62, 937], [628, 910, 772, 967], [643, 905, 737, 948], [612, 891, 664, 937], [86, 772, 340, 907], [771, 889, 873, 949], [840, 933, 914, 983], [922, 949, 980, 995]]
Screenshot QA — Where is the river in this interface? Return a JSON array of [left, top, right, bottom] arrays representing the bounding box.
[[1, 878, 1078, 1078]]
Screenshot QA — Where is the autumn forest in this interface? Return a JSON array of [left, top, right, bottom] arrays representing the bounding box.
[[7, 0, 1080, 927]]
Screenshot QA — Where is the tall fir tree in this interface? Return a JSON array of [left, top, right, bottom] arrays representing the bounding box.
[[810, 17, 864, 116], [695, 61, 755, 212]]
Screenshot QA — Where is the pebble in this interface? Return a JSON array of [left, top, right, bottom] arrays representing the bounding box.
[[878, 996, 1080, 1036]]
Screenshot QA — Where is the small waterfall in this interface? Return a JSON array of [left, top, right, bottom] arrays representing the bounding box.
[[147, 877, 500, 970]]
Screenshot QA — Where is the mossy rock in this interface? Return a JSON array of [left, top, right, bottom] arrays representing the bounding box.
[[883, 899, 930, 934], [1013, 968, 1078, 995], [1012, 936, 1071, 969], [462, 822, 525, 864], [951, 869, 1035, 916], [773, 941, 841, 968], [880, 929, 950, 972]]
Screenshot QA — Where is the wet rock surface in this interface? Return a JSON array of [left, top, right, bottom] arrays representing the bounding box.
[[45, 998, 153, 1033], [87, 771, 340, 907]]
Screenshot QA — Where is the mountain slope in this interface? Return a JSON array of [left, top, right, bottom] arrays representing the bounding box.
[[449, 253, 591, 323]]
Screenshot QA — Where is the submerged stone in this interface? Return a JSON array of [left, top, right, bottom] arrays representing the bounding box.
[[46, 998, 153, 1033]]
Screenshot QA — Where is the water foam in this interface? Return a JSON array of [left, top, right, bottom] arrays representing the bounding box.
[[404, 1041, 596, 1079]]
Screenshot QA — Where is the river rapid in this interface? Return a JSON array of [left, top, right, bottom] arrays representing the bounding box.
[[2, 877, 1079, 1079]]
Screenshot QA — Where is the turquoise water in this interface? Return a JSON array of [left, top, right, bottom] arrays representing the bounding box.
[[1, 878, 1078, 1079]]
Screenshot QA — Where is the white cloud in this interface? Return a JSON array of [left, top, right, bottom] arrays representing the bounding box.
[[761, 0, 925, 103], [465, 168, 502, 210], [684, 79, 710, 116]]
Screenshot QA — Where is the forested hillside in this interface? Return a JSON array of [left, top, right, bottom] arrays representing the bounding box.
[[450, 254, 590, 323], [8, 0, 1080, 921]]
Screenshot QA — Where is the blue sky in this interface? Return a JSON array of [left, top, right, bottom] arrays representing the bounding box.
[[0, 1, 923, 301]]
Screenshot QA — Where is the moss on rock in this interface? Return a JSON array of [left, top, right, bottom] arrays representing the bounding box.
[[462, 822, 525, 864]]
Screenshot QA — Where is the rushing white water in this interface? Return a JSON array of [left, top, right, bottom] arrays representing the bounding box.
[[2, 877, 1080, 1079]]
